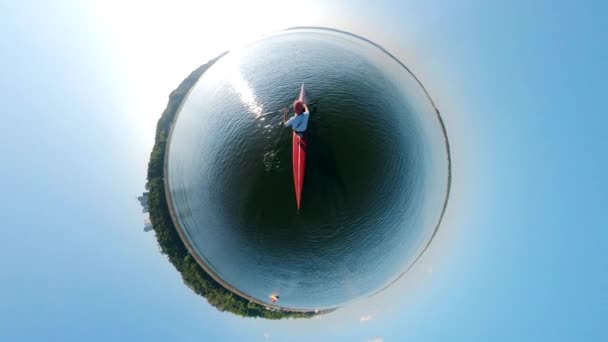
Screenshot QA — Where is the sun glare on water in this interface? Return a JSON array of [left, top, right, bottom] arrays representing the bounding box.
[[91, 0, 323, 141]]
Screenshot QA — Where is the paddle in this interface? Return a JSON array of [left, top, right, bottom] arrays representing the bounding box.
[[256, 100, 317, 118]]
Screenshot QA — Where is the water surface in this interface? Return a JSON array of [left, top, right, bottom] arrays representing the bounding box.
[[167, 28, 449, 309]]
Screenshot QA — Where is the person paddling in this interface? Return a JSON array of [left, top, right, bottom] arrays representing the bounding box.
[[283, 100, 310, 136]]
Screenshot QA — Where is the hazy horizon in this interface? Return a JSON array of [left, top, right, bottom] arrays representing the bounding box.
[[1, 0, 606, 341]]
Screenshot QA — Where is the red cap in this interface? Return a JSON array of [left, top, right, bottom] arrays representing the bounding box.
[[294, 100, 304, 115]]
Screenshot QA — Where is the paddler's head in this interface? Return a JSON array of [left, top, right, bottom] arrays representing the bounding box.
[[294, 100, 304, 115]]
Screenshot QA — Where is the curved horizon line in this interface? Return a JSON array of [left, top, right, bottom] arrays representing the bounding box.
[[163, 26, 452, 311]]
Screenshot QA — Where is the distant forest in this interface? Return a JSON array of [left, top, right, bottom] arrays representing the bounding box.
[[145, 54, 314, 319]]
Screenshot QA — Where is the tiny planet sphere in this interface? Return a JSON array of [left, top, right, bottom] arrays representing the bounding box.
[[166, 28, 450, 310]]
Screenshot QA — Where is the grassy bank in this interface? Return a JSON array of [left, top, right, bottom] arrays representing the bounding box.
[[145, 54, 314, 319]]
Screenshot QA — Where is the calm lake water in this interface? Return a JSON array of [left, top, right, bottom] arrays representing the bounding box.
[[167, 28, 449, 310]]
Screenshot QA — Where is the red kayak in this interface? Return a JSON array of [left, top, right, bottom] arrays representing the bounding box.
[[292, 84, 306, 209]]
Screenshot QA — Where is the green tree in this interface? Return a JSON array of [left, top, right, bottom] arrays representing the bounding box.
[[144, 54, 316, 320]]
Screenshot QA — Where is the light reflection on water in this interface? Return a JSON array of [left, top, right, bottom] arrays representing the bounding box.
[[167, 28, 449, 309]]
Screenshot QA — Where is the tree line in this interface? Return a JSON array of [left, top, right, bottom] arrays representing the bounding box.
[[145, 54, 314, 319]]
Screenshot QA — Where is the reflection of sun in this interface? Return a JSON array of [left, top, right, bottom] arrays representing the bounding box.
[[228, 65, 264, 116]]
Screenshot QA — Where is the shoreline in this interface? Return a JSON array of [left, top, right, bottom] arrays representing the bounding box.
[[160, 27, 451, 313], [161, 54, 329, 315]]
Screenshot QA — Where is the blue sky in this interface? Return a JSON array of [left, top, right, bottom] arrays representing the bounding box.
[[1, 0, 606, 341]]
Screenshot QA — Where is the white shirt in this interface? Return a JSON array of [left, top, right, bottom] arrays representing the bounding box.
[[285, 112, 310, 132]]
